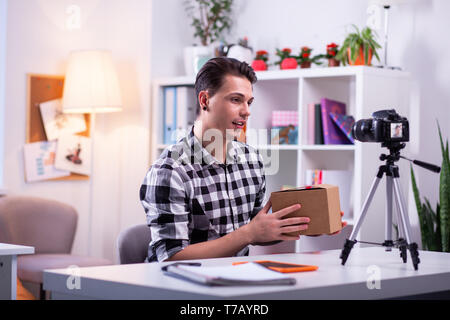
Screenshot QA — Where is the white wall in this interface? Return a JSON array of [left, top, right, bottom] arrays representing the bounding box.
[[4, 0, 152, 262], [0, 0, 7, 189]]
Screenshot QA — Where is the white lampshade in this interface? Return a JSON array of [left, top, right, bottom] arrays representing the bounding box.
[[62, 50, 122, 113]]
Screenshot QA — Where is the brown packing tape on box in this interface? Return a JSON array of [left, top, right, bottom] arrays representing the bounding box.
[[270, 184, 342, 236]]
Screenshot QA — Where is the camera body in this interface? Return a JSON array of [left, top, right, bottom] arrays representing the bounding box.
[[352, 109, 409, 143]]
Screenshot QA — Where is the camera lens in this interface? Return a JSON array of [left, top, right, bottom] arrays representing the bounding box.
[[352, 119, 374, 142]]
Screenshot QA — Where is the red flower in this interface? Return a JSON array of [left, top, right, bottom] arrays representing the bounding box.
[[327, 43, 338, 49], [302, 53, 309, 58], [257, 50, 268, 55], [282, 48, 292, 53]]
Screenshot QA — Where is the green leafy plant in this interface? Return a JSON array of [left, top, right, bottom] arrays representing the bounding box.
[[274, 48, 294, 66], [336, 25, 381, 66], [295, 47, 325, 66], [411, 122, 450, 252], [184, 0, 234, 46]]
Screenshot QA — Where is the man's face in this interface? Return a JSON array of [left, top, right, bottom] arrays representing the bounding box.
[[202, 75, 254, 139]]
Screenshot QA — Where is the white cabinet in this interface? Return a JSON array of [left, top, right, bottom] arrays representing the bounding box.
[[151, 66, 411, 254]]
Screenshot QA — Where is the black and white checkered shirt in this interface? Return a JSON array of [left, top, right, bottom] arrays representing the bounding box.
[[140, 127, 266, 262]]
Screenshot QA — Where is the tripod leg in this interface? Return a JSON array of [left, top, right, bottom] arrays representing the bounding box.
[[385, 176, 394, 251], [340, 175, 382, 266], [393, 178, 420, 270], [393, 189, 407, 263]]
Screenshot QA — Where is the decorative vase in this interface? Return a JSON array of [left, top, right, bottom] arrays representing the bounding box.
[[328, 58, 340, 67], [226, 44, 253, 65], [300, 61, 311, 69], [251, 60, 267, 71], [184, 45, 214, 76], [280, 58, 298, 70], [347, 47, 373, 66]]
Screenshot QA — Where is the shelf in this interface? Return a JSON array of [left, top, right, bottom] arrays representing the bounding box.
[[153, 66, 410, 87], [255, 144, 300, 150], [302, 145, 355, 151], [157, 143, 356, 151]]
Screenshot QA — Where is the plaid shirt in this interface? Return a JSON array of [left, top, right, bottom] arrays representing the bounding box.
[[140, 127, 266, 262]]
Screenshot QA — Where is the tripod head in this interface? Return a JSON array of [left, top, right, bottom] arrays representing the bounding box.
[[378, 141, 441, 173]]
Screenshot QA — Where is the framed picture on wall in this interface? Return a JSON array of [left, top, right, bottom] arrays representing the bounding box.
[[23, 141, 71, 182], [54, 134, 91, 175], [39, 98, 87, 141]]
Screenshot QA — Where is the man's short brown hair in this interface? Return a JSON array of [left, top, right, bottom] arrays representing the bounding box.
[[194, 57, 257, 115]]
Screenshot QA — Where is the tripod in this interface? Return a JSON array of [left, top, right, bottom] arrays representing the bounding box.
[[340, 142, 420, 270]]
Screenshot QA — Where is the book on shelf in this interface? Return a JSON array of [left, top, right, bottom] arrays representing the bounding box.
[[163, 87, 177, 145], [305, 169, 352, 220], [270, 110, 298, 145], [175, 86, 197, 141], [162, 262, 296, 286], [307, 103, 315, 145], [314, 103, 324, 144], [329, 112, 355, 144], [320, 98, 352, 145], [163, 86, 197, 145]]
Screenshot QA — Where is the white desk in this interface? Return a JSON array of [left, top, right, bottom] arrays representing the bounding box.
[[0, 243, 34, 300], [43, 247, 450, 300]]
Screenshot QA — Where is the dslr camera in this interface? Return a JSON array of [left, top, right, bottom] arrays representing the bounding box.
[[352, 109, 409, 143]]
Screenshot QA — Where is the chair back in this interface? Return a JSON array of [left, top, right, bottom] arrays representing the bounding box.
[[0, 195, 77, 254], [117, 224, 151, 264]]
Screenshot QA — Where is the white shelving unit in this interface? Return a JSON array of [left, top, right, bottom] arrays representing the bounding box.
[[151, 66, 411, 254]]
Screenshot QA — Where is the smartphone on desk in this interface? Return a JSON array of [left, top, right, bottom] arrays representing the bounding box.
[[232, 260, 318, 273]]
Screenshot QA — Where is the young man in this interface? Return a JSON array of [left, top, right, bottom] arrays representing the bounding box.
[[140, 57, 314, 262]]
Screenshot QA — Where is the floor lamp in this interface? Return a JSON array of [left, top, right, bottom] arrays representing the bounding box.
[[370, 0, 409, 70], [62, 50, 123, 256]]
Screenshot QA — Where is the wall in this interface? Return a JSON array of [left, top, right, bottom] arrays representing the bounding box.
[[151, 0, 449, 246], [4, 0, 152, 262], [0, 0, 7, 190]]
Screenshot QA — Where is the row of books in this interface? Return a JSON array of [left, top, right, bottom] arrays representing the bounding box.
[[163, 86, 197, 144], [307, 98, 355, 145]]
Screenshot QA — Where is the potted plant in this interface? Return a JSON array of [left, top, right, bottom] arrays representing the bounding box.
[[226, 37, 254, 64], [296, 47, 324, 68], [336, 25, 381, 66], [251, 50, 269, 71], [411, 122, 449, 252], [183, 0, 234, 75], [326, 43, 340, 67], [274, 48, 298, 70]]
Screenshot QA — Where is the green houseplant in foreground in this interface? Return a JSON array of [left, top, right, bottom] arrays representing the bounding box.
[[336, 24, 381, 66], [411, 122, 450, 252]]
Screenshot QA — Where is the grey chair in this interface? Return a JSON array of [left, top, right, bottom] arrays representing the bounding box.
[[117, 224, 151, 264], [0, 195, 112, 299]]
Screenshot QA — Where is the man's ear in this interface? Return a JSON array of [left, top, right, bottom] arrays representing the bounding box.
[[199, 91, 209, 108]]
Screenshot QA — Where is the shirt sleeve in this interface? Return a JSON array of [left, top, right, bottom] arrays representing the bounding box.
[[140, 163, 190, 262], [250, 151, 266, 219]]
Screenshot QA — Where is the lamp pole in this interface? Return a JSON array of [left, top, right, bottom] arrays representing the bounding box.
[[383, 5, 390, 68]]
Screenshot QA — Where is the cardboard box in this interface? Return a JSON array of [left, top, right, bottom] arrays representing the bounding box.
[[270, 184, 342, 236]]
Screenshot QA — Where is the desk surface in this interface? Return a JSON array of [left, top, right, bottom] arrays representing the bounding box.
[[43, 247, 450, 300], [0, 243, 34, 255]]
